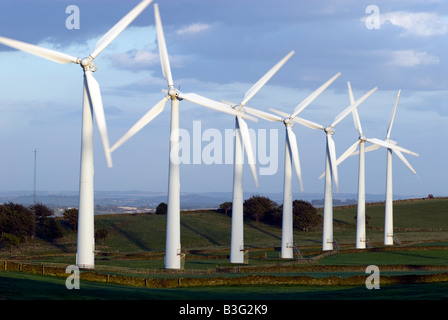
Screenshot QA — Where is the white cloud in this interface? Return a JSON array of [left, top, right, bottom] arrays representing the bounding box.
[[380, 11, 448, 36], [387, 50, 440, 67], [177, 22, 210, 35], [106, 49, 159, 70]]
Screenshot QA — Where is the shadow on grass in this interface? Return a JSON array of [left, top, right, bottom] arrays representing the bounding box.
[[180, 221, 223, 247], [104, 220, 152, 252], [2, 271, 447, 300]]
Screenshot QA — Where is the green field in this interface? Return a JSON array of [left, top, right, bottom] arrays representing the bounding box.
[[1, 197, 447, 301]]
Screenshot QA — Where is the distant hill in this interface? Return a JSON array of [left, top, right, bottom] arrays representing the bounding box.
[[0, 190, 427, 212]]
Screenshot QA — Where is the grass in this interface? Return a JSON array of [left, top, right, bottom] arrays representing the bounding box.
[[1, 197, 447, 300], [318, 249, 448, 266], [1, 270, 447, 300]]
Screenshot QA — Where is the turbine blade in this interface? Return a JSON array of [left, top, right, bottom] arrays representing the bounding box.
[[365, 138, 419, 156], [318, 140, 360, 180], [338, 140, 361, 166], [392, 149, 417, 175], [347, 81, 355, 105], [90, 0, 153, 59], [347, 81, 363, 136], [244, 106, 283, 122], [331, 86, 378, 128], [0, 36, 78, 64], [270, 107, 325, 129], [110, 96, 169, 152], [290, 72, 341, 119], [351, 143, 380, 156], [269, 108, 290, 118], [292, 116, 325, 130], [237, 116, 259, 186], [327, 134, 339, 192], [386, 89, 401, 139], [286, 127, 303, 191], [178, 92, 257, 122], [84, 71, 113, 168], [154, 3, 174, 87], [240, 50, 294, 107]]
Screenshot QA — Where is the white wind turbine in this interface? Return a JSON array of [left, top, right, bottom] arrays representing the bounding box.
[[310, 85, 379, 251], [382, 90, 419, 245], [326, 82, 386, 248], [0, 0, 153, 269], [110, 3, 256, 269], [219, 51, 295, 264], [243, 72, 341, 258]]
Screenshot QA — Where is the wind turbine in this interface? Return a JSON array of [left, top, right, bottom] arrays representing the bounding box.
[[217, 51, 295, 264], [382, 90, 419, 245], [110, 3, 256, 269], [243, 72, 341, 258], [0, 0, 153, 268], [326, 82, 386, 248], [308, 85, 379, 251]]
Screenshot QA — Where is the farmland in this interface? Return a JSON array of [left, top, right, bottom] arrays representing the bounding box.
[[0, 197, 447, 301]]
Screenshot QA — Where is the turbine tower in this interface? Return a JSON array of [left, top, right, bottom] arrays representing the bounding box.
[[244, 72, 341, 258], [312, 86, 378, 251], [0, 0, 153, 269], [110, 3, 255, 269], [382, 90, 419, 245]]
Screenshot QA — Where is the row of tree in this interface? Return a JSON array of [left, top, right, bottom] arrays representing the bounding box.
[[0, 202, 108, 251], [217, 196, 322, 231], [155, 196, 322, 231]]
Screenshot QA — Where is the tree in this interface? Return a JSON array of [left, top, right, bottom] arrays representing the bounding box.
[[0, 233, 21, 253], [63, 208, 79, 230], [30, 202, 53, 224], [217, 202, 232, 216], [0, 202, 34, 242], [42, 218, 64, 241], [292, 200, 322, 231], [156, 202, 167, 215], [243, 195, 278, 223], [30, 203, 55, 238]]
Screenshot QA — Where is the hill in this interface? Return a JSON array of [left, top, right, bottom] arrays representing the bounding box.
[[2, 197, 446, 261]]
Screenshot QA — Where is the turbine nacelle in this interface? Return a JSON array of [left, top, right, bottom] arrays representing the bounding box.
[[324, 126, 335, 135], [387, 139, 398, 146], [80, 57, 98, 72], [233, 103, 244, 111], [283, 117, 294, 127], [168, 87, 182, 100]]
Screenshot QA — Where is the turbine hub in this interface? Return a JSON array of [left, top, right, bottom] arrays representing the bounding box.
[[81, 57, 92, 68], [388, 139, 398, 145], [80, 57, 97, 71], [168, 87, 181, 100], [324, 126, 335, 135], [233, 104, 244, 111], [284, 118, 293, 127]]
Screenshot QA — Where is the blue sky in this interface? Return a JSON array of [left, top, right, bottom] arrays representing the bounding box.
[[0, 0, 446, 199]]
